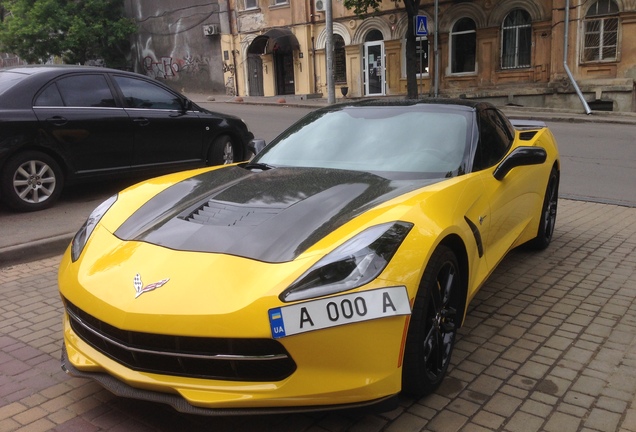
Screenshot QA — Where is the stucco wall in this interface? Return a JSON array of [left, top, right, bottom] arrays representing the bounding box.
[[125, 0, 226, 93]]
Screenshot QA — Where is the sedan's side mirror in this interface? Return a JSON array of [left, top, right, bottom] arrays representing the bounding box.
[[493, 146, 547, 181], [248, 139, 267, 156]]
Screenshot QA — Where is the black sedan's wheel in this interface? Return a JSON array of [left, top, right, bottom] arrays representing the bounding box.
[[1, 151, 64, 212], [402, 245, 460, 398], [208, 135, 236, 165], [527, 167, 559, 250]]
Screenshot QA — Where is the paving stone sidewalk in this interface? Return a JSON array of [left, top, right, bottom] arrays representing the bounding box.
[[1, 199, 635, 432]]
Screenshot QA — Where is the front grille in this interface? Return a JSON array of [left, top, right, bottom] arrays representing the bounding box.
[[64, 299, 296, 382]]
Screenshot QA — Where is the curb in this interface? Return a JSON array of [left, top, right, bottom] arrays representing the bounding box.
[[0, 233, 72, 268]]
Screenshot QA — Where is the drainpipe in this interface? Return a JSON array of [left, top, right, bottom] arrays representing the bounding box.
[[564, 0, 592, 114], [226, 0, 239, 96], [312, 37, 318, 94]]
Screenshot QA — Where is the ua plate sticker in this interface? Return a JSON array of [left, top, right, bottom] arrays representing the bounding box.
[[268, 286, 411, 339]]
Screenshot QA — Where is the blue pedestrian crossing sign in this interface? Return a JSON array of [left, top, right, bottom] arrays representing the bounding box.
[[415, 15, 428, 36]]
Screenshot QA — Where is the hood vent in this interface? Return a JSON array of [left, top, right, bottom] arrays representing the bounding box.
[[182, 199, 285, 227]]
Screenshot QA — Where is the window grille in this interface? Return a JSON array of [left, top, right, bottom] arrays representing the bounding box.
[[501, 9, 531, 69], [582, 0, 619, 62]]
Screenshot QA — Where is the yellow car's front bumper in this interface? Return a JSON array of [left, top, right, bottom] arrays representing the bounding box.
[[61, 305, 409, 413]]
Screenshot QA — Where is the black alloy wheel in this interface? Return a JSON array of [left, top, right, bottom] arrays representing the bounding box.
[[527, 166, 559, 250], [402, 245, 461, 398]]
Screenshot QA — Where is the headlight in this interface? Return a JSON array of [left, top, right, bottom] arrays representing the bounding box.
[[71, 194, 117, 262], [280, 221, 413, 302]]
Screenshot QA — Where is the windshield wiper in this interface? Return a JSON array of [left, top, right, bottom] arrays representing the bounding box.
[[242, 162, 275, 171]]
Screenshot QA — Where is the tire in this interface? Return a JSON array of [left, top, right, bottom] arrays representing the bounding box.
[[208, 135, 237, 165], [1, 151, 64, 212], [402, 245, 461, 398], [527, 167, 559, 250]]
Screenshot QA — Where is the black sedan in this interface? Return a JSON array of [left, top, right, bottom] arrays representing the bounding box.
[[0, 65, 253, 212]]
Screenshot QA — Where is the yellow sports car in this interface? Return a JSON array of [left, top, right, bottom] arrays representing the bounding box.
[[59, 99, 559, 414]]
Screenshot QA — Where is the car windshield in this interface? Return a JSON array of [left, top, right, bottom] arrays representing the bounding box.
[[0, 71, 28, 95], [253, 105, 472, 178]]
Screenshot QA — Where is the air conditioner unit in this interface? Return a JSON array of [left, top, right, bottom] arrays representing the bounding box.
[[203, 25, 219, 36], [315, 0, 326, 12]]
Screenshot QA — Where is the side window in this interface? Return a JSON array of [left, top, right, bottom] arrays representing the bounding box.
[[34, 84, 64, 106], [113, 76, 183, 110], [474, 109, 513, 171], [43, 75, 116, 107]]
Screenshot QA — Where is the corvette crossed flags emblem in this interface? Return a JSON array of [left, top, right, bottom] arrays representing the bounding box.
[[133, 273, 170, 298]]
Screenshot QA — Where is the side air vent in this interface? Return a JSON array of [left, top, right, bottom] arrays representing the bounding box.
[[182, 200, 285, 227], [519, 131, 538, 141]]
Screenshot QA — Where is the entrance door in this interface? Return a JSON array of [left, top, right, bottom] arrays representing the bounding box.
[[274, 51, 295, 95], [247, 54, 264, 96], [364, 41, 385, 96]]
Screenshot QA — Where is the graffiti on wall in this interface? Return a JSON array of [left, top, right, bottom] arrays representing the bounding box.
[[143, 55, 210, 79]]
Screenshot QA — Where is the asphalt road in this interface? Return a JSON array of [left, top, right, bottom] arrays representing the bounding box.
[[547, 121, 636, 207]]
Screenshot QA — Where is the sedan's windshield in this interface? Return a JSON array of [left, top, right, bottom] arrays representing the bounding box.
[[254, 105, 472, 178]]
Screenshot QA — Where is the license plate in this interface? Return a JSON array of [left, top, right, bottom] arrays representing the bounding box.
[[268, 286, 411, 339]]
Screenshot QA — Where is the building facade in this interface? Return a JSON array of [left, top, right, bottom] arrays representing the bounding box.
[[127, 0, 636, 112], [124, 0, 228, 93]]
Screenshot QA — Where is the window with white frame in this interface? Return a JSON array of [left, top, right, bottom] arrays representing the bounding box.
[[243, 0, 258, 10], [501, 9, 531, 69], [583, 0, 619, 62], [451, 18, 476, 74], [271, 0, 288, 5], [416, 36, 429, 76]]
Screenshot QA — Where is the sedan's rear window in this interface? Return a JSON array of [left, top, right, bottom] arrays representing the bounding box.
[[0, 71, 28, 95], [35, 75, 116, 108]]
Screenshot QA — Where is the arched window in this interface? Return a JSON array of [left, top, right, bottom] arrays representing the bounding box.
[[583, 0, 619, 62], [501, 9, 531, 69], [333, 34, 346, 84], [366, 29, 383, 42], [451, 18, 476, 74]]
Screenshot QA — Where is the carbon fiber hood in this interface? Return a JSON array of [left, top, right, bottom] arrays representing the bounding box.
[[115, 166, 435, 263]]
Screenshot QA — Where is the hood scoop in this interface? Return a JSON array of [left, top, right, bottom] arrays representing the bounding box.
[[183, 200, 284, 227], [116, 166, 436, 263]]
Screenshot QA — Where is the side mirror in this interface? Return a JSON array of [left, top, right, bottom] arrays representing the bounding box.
[[493, 146, 547, 181], [248, 139, 267, 156], [182, 99, 193, 112]]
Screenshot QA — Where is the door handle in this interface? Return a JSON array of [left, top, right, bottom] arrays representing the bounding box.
[[133, 118, 150, 126], [46, 116, 68, 126]]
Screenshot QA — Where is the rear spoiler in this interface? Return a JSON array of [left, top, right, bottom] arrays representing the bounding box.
[[510, 119, 547, 130]]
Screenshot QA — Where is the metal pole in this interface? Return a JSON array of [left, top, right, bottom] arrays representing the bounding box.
[[325, 0, 335, 104], [434, 0, 439, 97], [419, 38, 423, 97]]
